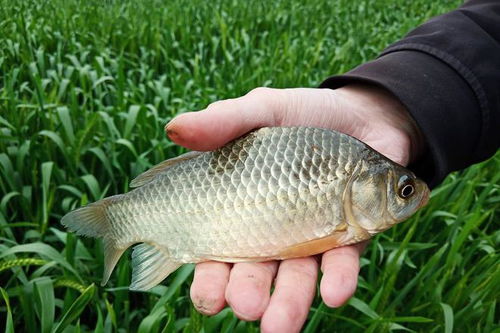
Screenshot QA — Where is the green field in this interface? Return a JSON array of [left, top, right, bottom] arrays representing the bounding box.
[[1, 0, 498, 331]]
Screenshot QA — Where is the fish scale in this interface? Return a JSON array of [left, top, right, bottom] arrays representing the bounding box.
[[62, 126, 429, 290], [123, 128, 348, 260]]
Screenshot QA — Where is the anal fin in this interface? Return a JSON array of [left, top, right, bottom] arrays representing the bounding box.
[[102, 239, 128, 286], [129, 243, 181, 291]]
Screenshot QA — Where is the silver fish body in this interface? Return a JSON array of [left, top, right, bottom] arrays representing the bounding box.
[[62, 127, 429, 290]]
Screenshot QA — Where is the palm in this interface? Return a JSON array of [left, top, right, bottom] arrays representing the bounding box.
[[166, 86, 415, 332]]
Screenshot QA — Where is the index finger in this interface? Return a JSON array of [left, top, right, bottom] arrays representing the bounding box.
[[165, 88, 281, 151]]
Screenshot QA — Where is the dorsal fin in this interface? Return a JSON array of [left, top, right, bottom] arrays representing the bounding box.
[[130, 151, 203, 188]]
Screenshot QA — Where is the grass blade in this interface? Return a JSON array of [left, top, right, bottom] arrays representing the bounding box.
[[34, 277, 55, 333], [123, 105, 141, 139], [0, 287, 14, 333], [52, 284, 95, 333], [0, 242, 81, 280], [151, 264, 194, 313], [440, 302, 454, 333], [348, 297, 379, 320], [56, 106, 75, 145], [41, 161, 54, 234]]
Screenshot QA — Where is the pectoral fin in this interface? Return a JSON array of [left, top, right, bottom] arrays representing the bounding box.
[[129, 243, 181, 291]]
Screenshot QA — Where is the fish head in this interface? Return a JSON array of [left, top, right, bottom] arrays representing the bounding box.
[[347, 163, 430, 234], [385, 165, 430, 224]]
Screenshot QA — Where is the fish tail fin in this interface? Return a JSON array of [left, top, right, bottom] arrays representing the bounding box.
[[61, 195, 128, 286], [61, 195, 121, 238]]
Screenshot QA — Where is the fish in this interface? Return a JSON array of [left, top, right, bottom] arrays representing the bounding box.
[[61, 127, 429, 291]]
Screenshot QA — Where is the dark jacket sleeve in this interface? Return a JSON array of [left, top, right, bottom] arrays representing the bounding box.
[[320, 0, 500, 188]]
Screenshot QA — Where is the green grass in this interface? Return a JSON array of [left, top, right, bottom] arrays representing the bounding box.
[[0, 0, 498, 331]]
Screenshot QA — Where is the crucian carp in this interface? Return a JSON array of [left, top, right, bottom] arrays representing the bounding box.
[[62, 127, 429, 290]]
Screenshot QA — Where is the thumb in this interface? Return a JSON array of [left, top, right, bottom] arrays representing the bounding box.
[[165, 88, 282, 151]]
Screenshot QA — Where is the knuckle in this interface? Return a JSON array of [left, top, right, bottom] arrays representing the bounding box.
[[257, 261, 279, 277], [262, 303, 301, 333], [246, 87, 285, 124], [248, 86, 274, 96], [288, 259, 319, 280], [240, 263, 276, 286], [206, 100, 226, 110], [206, 98, 240, 112], [280, 297, 305, 329], [324, 247, 360, 263], [284, 305, 299, 323]]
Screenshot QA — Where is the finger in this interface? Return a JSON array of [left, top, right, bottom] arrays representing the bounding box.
[[320, 242, 366, 308], [260, 257, 318, 333], [190, 261, 231, 315], [224, 261, 278, 321], [165, 88, 282, 151]]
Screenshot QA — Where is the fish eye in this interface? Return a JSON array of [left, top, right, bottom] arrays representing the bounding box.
[[398, 175, 415, 199]]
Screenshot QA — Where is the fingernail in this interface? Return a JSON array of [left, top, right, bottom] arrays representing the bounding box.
[[165, 122, 179, 141], [166, 128, 178, 140], [164, 119, 173, 132]]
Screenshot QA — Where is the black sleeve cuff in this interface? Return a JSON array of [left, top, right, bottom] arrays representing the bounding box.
[[319, 50, 481, 188]]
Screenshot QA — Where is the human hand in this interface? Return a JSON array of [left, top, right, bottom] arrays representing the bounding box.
[[165, 85, 424, 332]]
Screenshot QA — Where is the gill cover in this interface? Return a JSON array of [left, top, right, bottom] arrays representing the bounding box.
[[347, 167, 394, 234]]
